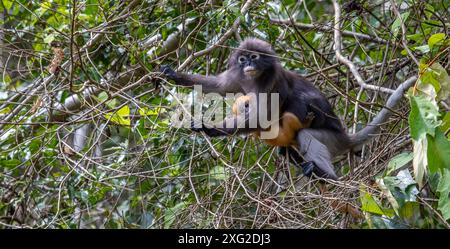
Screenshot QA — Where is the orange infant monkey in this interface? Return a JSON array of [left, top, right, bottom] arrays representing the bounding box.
[[232, 95, 314, 147]]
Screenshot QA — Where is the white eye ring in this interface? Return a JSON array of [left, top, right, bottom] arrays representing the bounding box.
[[250, 53, 260, 60], [238, 55, 246, 63]]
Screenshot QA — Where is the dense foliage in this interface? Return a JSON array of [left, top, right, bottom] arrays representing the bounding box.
[[0, 0, 449, 228]]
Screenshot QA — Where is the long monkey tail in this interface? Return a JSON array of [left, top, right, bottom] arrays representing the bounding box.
[[348, 76, 417, 150]]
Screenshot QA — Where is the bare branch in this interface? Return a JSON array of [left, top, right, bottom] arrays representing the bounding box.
[[332, 0, 395, 94], [178, 0, 256, 70], [389, 0, 420, 66], [270, 19, 389, 44]]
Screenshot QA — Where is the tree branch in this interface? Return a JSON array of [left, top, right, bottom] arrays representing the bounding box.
[[178, 0, 256, 70], [270, 19, 389, 45], [332, 0, 395, 94]]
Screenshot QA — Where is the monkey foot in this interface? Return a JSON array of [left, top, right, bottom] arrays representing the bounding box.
[[300, 161, 337, 180], [300, 161, 315, 177]]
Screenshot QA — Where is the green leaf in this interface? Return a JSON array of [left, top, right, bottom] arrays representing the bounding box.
[[437, 169, 450, 220], [440, 111, 450, 136], [2, 0, 13, 10], [398, 201, 419, 220], [97, 92, 109, 102], [383, 170, 419, 208], [420, 63, 441, 93], [408, 95, 441, 140], [360, 189, 395, 217], [428, 33, 446, 49], [430, 63, 450, 100], [427, 128, 450, 173], [43, 34, 56, 44], [406, 33, 424, 43], [391, 12, 410, 36], [386, 152, 413, 176], [0, 159, 22, 169], [85, 0, 99, 16], [0, 107, 11, 114], [424, 4, 434, 19], [104, 105, 131, 126], [3, 73, 11, 84], [36, 1, 52, 17], [209, 165, 228, 180], [140, 213, 153, 229], [138, 107, 160, 116], [413, 45, 430, 54], [164, 201, 188, 228]]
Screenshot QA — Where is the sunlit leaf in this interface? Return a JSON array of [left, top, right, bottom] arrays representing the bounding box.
[[0, 107, 11, 114], [408, 95, 441, 140], [413, 45, 430, 54], [138, 107, 161, 116], [3, 0, 13, 10], [428, 33, 446, 49], [407, 33, 424, 43], [360, 189, 394, 217], [43, 34, 56, 44], [104, 105, 131, 126]]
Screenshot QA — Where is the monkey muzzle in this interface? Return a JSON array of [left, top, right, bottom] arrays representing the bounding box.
[[243, 66, 259, 77]]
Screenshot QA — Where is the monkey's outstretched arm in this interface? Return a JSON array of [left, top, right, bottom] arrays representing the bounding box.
[[192, 113, 260, 137], [160, 65, 242, 95]]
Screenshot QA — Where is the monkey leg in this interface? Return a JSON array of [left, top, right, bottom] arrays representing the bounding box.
[[297, 129, 350, 157], [295, 129, 339, 180]]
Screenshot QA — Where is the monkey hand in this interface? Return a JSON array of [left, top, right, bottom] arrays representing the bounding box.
[[190, 122, 216, 136], [306, 112, 315, 121], [160, 65, 177, 80], [190, 119, 231, 137]]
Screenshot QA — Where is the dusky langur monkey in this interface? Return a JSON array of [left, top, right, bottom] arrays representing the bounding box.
[[160, 38, 381, 180]]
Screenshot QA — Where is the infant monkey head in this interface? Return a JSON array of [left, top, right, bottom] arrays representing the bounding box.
[[232, 95, 255, 115]]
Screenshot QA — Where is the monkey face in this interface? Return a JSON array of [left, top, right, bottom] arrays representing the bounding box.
[[227, 38, 279, 80], [239, 53, 261, 77], [237, 52, 267, 78]]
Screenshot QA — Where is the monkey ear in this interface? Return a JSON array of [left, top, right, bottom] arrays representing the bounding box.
[[160, 64, 177, 79]]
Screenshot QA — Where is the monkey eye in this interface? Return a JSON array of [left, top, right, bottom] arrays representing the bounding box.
[[238, 55, 246, 64], [250, 53, 260, 60]]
